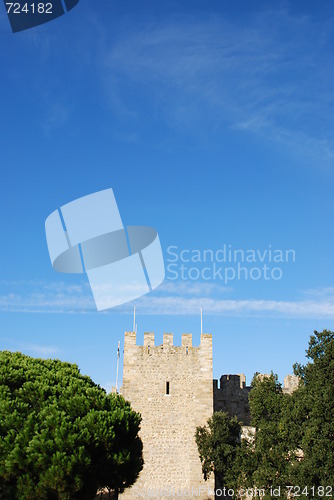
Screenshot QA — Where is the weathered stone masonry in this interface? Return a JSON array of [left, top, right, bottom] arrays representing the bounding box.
[[213, 374, 252, 425], [121, 331, 214, 500]]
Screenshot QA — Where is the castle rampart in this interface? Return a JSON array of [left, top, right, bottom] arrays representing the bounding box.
[[213, 374, 252, 425], [283, 374, 300, 394], [213, 373, 300, 426]]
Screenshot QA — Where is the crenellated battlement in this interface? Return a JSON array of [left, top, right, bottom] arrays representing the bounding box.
[[182, 333, 192, 347], [163, 332, 173, 347], [124, 331, 212, 352], [218, 373, 247, 389], [144, 332, 155, 346], [124, 331, 136, 346]]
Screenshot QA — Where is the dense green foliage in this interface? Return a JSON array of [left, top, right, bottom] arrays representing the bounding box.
[[195, 411, 241, 486], [238, 373, 297, 498], [0, 351, 143, 499], [196, 330, 334, 498], [290, 329, 334, 488]]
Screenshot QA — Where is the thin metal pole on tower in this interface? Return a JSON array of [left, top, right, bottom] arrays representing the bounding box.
[[200, 307, 203, 335], [115, 341, 120, 394], [133, 306, 136, 332]]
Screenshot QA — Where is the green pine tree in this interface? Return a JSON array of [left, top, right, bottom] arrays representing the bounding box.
[[0, 351, 143, 499]]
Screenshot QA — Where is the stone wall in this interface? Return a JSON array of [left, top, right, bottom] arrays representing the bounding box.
[[121, 331, 214, 500], [283, 374, 300, 394], [213, 374, 252, 425], [213, 373, 300, 425]]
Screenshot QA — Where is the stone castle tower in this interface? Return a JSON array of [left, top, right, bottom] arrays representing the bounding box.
[[121, 331, 214, 499]]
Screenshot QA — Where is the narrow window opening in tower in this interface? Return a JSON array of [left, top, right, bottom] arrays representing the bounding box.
[[186, 346, 189, 355], [166, 381, 170, 395], [148, 345, 150, 354]]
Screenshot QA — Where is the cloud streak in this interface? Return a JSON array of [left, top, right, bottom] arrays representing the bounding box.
[[1, 279, 333, 319], [102, 8, 334, 162], [137, 294, 334, 319], [0, 280, 95, 313]]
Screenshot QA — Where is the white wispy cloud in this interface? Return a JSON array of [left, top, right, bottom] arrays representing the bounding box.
[[301, 287, 334, 300], [1, 279, 333, 319], [102, 9, 334, 161], [0, 280, 95, 313], [156, 281, 232, 297], [136, 294, 334, 319]]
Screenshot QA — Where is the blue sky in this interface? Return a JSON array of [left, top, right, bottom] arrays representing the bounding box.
[[1, 0, 334, 392]]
